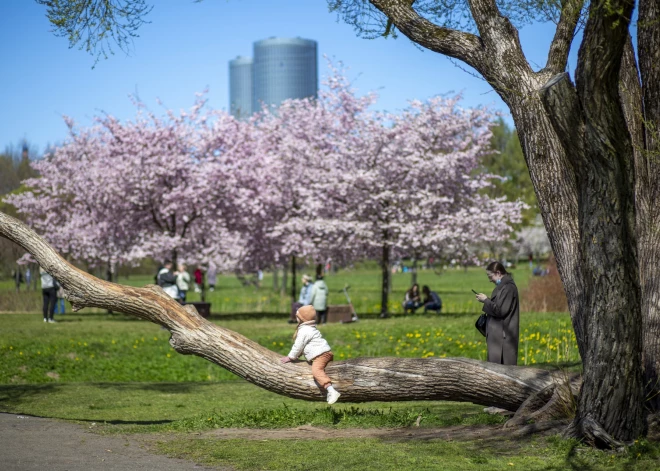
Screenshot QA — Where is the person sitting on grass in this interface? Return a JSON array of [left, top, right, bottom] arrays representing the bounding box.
[[421, 285, 442, 314], [402, 283, 422, 313], [280, 305, 341, 404]]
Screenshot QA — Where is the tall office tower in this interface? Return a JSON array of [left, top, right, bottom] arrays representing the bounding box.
[[229, 56, 253, 119], [251, 37, 318, 113]]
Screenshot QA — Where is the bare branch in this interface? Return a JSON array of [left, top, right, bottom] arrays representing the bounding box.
[[545, 0, 585, 73], [368, 0, 485, 70]]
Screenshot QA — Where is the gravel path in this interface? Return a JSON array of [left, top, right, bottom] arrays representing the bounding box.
[[0, 413, 218, 471]]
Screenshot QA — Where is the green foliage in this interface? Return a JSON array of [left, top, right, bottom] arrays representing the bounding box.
[[329, 0, 571, 40], [35, 0, 152, 64], [483, 119, 539, 226]]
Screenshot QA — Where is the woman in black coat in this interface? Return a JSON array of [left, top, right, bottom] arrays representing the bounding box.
[[475, 261, 520, 365]]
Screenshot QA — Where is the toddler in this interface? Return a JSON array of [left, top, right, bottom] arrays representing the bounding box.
[[280, 305, 341, 404]]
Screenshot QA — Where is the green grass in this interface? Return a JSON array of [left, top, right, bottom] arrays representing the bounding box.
[[0, 381, 502, 432], [1, 295, 658, 470], [154, 435, 660, 471], [0, 312, 579, 385], [0, 265, 532, 314]]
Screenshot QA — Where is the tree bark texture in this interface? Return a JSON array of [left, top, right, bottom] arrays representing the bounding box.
[[0, 210, 561, 409], [637, 0, 660, 410], [365, 0, 653, 443]]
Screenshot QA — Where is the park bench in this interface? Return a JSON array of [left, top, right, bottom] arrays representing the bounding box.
[[186, 301, 211, 318], [326, 304, 354, 323]]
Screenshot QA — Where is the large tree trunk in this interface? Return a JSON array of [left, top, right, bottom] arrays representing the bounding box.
[[380, 240, 390, 317], [291, 255, 297, 302], [0, 210, 562, 409], [281, 261, 288, 296], [411, 257, 417, 286], [637, 0, 660, 412]]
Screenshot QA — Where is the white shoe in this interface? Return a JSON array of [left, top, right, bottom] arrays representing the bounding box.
[[43, 319, 47, 323], [326, 389, 341, 405], [47, 319, 57, 323]]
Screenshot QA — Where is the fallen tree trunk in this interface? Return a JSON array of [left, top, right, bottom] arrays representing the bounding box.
[[0, 211, 561, 410]]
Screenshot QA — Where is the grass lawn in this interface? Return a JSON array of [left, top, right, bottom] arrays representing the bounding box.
[[0, 265, 531, 314], [1, 267, 655, 470]]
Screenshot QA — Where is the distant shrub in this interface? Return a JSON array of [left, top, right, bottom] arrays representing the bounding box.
[[521, 256, 568, 313]]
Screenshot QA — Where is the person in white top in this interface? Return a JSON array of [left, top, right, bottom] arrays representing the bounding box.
[[280, 305, 341, 404], [176, 263, 192, 303]]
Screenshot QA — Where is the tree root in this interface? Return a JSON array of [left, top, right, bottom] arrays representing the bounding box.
[[563, 417, 629, 450], [505, 374, 580, 429]]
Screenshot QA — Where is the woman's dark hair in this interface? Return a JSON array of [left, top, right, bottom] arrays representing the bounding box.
[[422, 285, 430, 296], [410, 283, 419, 293], [486, 261, 508, 275]]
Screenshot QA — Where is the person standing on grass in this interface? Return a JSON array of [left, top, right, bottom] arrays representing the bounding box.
[[54, 283, 66, 315], [280, 305, 341, 404], [39, 267, 58, 323], [157, 261, 180, 300], [289, 274, 314, 324], [475, 261, 520, 365], [310, 272, 329, 324], [176, 263, 191, 303], [207, 264, 217, 292], [193, 266, 204, 293]]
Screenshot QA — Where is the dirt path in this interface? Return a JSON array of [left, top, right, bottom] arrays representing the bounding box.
[[0, 413, 220, 471], [200, 421, 564, 443]]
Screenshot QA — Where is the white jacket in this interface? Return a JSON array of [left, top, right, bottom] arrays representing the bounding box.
[[176, 271, 191, 291], [287, 324, 331, 361]]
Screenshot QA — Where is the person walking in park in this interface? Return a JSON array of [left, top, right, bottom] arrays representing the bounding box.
[[39, 267, 58, 323], [193, 266, 204, 293], [421, 285, 442, 313], [157, 261, 180, 300], [176, 263, 191, 303], [289, 274, 314, 324], [207, 264, 217, 292], [402, 283, 422, 313], [475, 261, 520, 365], [54, 283, 66, 315], [280, 305, 341, 404], [310, 272, 329, 324]]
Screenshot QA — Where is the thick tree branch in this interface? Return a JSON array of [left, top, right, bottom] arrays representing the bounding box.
[[0, 210, 561, 409], [539, 73, 585, 176], [545, 0, 584, 74], [368, 0, 485, 70]]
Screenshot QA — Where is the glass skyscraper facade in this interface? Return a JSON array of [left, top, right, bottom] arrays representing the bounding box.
[[229, 37, 318, 119], [228, 56, 253, 120]]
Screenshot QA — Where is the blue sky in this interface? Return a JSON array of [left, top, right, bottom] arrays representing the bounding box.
[[0, 0, 574, 154]]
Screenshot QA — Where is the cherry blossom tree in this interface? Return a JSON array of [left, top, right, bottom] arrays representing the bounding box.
[[311, 94, 524, 315], [6, 98, 248, 275]]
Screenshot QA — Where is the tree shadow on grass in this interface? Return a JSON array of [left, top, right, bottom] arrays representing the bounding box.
[[90, 381, 221, 394], [0, 383, 62, 405]]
